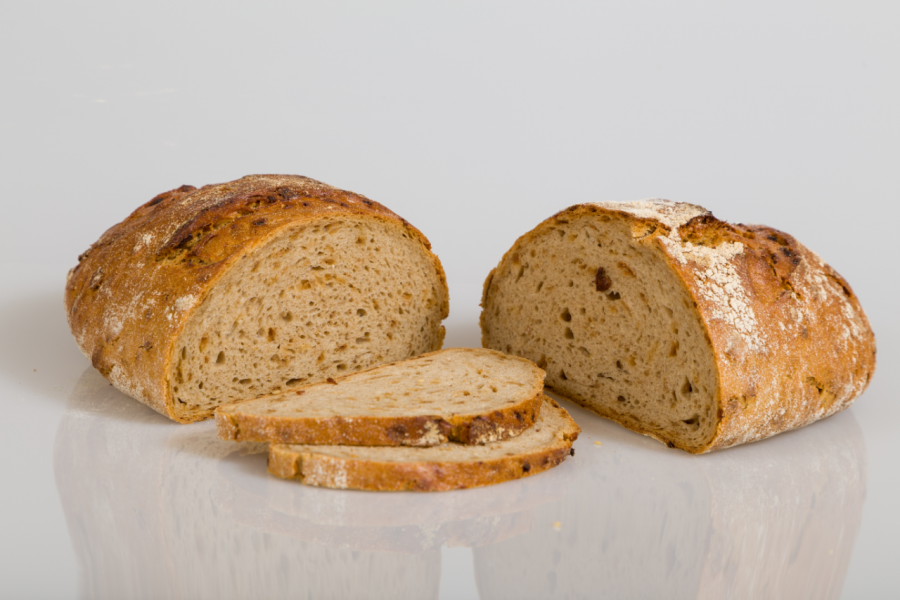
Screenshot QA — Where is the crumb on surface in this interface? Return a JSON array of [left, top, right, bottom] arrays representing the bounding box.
[[552, 521, 562, 531]]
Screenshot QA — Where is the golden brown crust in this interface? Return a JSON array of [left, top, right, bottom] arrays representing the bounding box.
[[482, 201, 876, 453], [267, 397, 581, 491], [65, 175, 449, 422], [217, 393, 543, 447]]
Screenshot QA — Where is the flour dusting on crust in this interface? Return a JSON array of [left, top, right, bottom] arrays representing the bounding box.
[[599, 200, 764, 351], [303, 454, 349, 489], [592, 199, 708, 231]]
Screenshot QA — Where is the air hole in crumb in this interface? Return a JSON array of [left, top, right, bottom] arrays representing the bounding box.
[[199, 337, 208, 351], [462, 391, 471, 396], [616, 360, 623, 370], [537, 355, 548, 369], [607, 291, 621, 300], [239, 379, 251, 385], [286, 378, 302, 387], [669, 341, 678, 357], [561, 309, 572, 322], [536, 281, 544, 292], [216, 351, 226, 364], [617, 395, 626, 403], [337, 364, 347, 371], [560, 370, 568, 381], [268, 328, 276, 342], [682, 380, 694, 394], [282, 312, 293, 322], [357, 308, 367, 317], [564, 328, 574, 340]]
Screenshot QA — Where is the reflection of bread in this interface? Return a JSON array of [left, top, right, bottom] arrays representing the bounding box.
[[226, 497, 534, 554], [475, 446, 712, 598], [695, 424, 866, 600], [268, 398, 580, 491], [251, 454, 570, 529], [481, 200, 876, 452], [473, 412, 866, 599], [216, 348, 545, 446], [65, 175, 449, 423], [55, 369, 441, 598]]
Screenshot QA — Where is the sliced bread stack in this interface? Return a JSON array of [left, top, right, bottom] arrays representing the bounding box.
[[215, 348, 581, 491]]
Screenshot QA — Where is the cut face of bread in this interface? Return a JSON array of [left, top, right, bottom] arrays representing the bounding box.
[[484, 208, 719, 448], [173, 217, 446, 421], [216, 348, 545, 446], [481, 201, 876, 453], [268, 397, 580, 491]]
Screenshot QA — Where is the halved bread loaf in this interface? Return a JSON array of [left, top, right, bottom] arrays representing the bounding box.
[[65, 175, 449, 423], [481, 200, 875, 453], [268, 397, 580, 491], [216, 348, 545, 446]]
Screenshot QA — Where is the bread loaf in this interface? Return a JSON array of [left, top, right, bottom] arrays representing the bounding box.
[[65, 175, 449, 423], [268, 397, 580, 491], [481, 200, 875, 453], [216, 348, 545, 446]]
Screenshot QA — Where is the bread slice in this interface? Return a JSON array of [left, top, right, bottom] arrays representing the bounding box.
[[64, 175, 449, 423], [216, 348, 545, 446], [481, 200, 875, 453], [267, 397, 580, 491]]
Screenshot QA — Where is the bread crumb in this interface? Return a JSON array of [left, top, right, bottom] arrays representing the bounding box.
[[593, 440, 602, 446], [552, 521, 562, 531]]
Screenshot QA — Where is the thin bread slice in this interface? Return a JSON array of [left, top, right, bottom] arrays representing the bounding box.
[[216, 348, 546, 446], [267, 397, 580, 491]]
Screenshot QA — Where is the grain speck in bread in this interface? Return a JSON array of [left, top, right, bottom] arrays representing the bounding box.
[[216, 348, 545, 446], [268, 397, 581, 491], [481, 200, 875, 453], [65, 175, 449, 423]]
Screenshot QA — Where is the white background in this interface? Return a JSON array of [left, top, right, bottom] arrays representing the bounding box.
[[1, 2, 898, 598]]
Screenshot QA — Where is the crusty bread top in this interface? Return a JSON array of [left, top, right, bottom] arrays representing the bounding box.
[[65, 175, 449, 421], [482, 199, 876, 452], [268, 397, 581, 491], [215, 348, 546, 446]]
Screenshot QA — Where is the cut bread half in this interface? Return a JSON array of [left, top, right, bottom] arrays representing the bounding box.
[[216, 348, 545, 446], [481, 200, 875, 453], [267, 397, 579, 491], [65, 175, 449, 423]]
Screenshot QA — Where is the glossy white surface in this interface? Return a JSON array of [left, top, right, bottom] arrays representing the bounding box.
[[2, 2, 898, 599]]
